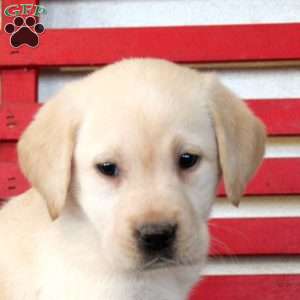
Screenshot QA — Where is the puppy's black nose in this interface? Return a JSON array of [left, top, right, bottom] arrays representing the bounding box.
[[136, 223, 177, 254]]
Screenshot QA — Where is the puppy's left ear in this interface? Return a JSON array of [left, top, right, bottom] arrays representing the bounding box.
[[207, 75, 266, 206], [18, 85, 82, 219]]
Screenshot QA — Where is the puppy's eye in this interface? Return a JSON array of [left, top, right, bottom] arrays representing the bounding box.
[[96, 162, 119, 177], [178, 153, 200, 170]]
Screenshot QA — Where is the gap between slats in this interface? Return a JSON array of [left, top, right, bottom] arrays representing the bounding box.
[[204, 256, 300, 275], [38, 67, 300, 100], [212, 195, 300, 218], [40, 0, 300, 29]]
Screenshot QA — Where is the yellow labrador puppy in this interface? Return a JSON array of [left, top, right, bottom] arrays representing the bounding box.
[[0, 59, 266, 300]]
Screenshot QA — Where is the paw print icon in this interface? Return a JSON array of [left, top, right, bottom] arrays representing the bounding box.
[[4, 16, 45, 48]]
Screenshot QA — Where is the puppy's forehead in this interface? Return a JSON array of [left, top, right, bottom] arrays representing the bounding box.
[[82, 59, 213, 122], [77, 59, 216, 151], [80, 58, 212, 107]]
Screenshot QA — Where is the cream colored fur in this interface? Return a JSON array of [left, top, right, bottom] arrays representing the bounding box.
[[0, 59, 266, 300]]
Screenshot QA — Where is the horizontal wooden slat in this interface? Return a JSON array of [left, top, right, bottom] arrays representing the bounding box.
[[218, 158, 300, 197], [246, 100, 300, 136], [0, 159, 299, 199], [1, 23, 300, 67], [0, 100, 299, 141], [209, 217, 300, 255], [190, 275, 300, 300]]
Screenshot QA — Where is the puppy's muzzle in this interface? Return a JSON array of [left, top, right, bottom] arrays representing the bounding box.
[[136, 223, 177, 259]]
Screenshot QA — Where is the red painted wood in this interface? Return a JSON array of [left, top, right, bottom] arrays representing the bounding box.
[[0, 100, 299, 141], [0, 162, 28, 199], [189, 275, 300, 300], [0, 103, 40, 140], [0, 73, 2, 104], [0, 142, 17, 162], [218, 158, 300, 196], [1, 69, 38, 104], [209, 217, 300, 255], [246, 99, 300, 136], [1, 23, 300, 67]]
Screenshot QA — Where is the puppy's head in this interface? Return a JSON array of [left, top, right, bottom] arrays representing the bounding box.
[[18, 59, 266, 271]]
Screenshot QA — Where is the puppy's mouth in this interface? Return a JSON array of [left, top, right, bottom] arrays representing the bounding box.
[[140, 255, 198, 271], [141, 256, 179, 271]]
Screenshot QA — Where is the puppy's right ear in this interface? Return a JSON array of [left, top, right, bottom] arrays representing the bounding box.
[[207, 75, 266, 206], [18, 86, 82, 220]]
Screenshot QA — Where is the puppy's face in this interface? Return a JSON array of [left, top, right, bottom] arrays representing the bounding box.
[[18, 59, 266, 272], [74, 79, 218, 270]]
